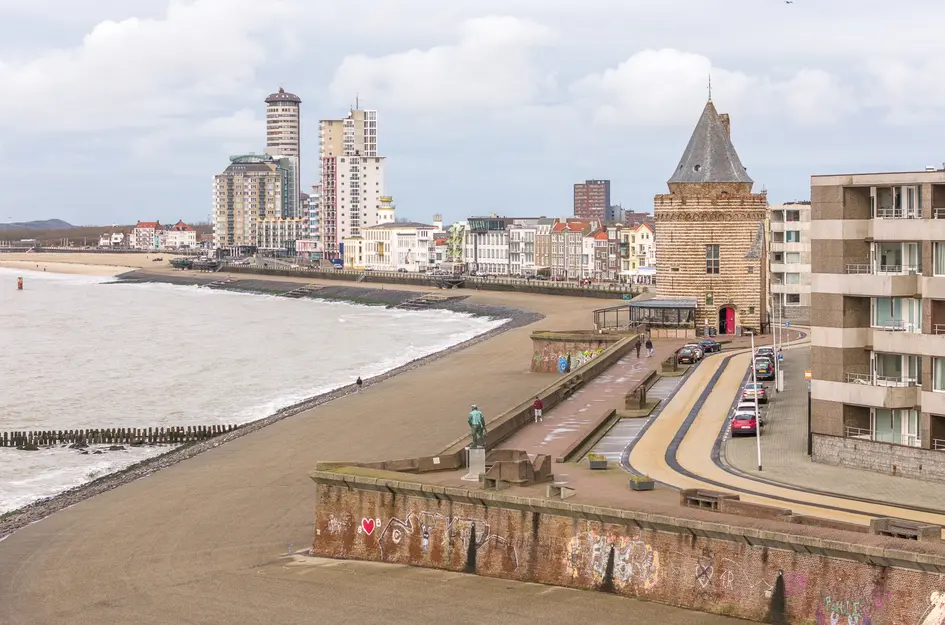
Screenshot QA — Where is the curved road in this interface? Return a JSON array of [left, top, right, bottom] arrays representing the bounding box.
[[0, 290, 749, 625], [627, 337, 945, 527]]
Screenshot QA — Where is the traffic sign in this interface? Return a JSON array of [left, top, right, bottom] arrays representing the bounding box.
[[785, 321, 791, 328], [778, 353, 783, 361], [804, 369, 812, 380]]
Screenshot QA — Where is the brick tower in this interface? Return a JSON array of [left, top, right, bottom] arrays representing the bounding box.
[[654, 98, 767, 335]]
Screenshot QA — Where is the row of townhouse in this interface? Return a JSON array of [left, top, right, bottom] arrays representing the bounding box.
[[130, 221, 198, 250]]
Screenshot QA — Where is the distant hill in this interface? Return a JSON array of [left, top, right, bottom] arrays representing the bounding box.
[[0, 219, 74, 231]]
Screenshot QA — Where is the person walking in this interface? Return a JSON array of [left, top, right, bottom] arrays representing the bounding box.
[[533, 396, 544, 423], [356, 376, 363, 393], [645, 338, 654, 358], [468, 404, 486, 448], [635, 339, 642, 358]]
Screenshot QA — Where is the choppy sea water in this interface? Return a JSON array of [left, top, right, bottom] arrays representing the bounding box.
[[0, 268, 505, 514]]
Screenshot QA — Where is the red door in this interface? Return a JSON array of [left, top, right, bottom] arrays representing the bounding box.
[[725, 307, 736, 334]]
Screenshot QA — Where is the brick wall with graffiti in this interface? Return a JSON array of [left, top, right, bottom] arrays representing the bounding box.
[[312, 477, 945, 624], [530, 332, 626, 373]]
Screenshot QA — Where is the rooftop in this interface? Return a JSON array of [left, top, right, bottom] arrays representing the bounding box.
[[365, 222, 435, 230], [628, 297, 698, 309], [668, 100, 752, 185], [265, 87, 301, 105]]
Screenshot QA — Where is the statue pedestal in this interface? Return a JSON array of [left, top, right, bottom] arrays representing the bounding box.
[[462, 447, 486, 482]]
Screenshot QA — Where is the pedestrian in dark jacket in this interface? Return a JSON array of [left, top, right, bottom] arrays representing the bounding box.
[[645, 338, 654, 357], [635, 339, 642, 358]]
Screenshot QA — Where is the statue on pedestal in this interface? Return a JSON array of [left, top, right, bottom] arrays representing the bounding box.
[[468, 404, 486, 449]]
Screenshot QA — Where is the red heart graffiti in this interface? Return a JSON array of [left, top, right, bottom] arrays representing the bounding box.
[[361, 518, 376, 535]]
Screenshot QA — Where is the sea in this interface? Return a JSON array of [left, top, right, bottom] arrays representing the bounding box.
[[0, 268, 506, 514]]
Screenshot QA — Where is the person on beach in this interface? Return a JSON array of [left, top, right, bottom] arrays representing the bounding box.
[[635, 339, 642, 358], [356, 376, 363, 392], [533, 396, 544, 423], [645, 338, 654, 357]]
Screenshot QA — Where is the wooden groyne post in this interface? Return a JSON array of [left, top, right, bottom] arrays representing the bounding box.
[[0, 425, 238, 448]]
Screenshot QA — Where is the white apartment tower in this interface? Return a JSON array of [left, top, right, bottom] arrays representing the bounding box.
[[318, 106, 385, 259], [265, 88, 301, 158]]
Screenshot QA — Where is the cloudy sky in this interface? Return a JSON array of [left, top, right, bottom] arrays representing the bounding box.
[[1, 0, 944, 226]]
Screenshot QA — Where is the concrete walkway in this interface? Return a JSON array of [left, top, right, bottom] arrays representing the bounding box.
[[496, 339, 684, 460], [725, 347, 945, 512], [627, 338, 945, 528]]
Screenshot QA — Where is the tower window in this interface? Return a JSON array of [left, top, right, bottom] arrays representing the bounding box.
[[706, 245, 720, 274]]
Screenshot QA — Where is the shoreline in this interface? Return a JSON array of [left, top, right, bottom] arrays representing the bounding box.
[[0, 284, 542, 538], [0, 260, 133, 277]]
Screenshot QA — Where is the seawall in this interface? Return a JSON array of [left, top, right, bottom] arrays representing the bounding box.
[[310, 470, 945, 624]]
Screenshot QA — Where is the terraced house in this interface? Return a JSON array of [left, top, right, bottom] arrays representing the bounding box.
[[810, 167, 945, 480]]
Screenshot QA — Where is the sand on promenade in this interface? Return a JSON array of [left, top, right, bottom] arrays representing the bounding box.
[[0, 252, 186, 276], [0, 281, 683, 624]]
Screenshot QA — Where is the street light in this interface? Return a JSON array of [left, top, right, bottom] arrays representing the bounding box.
[[749, 331, 763, 472]]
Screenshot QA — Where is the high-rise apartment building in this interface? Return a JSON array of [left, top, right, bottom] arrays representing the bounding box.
[[769, 201, 812, 323], [574, 180, 611, 222], [265, 88, 301, 158], [809, 168, 945, 481], [213, 155, 284, 248], [318, 107, 385, 259]]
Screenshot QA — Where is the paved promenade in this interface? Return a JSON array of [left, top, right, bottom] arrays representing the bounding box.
[[0, 290, 742, 625]]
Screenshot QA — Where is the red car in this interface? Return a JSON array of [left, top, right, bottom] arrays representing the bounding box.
[[731, 411, 759, 436]]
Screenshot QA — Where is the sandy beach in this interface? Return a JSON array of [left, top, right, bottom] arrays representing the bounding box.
[[0, 252, 188, 276]]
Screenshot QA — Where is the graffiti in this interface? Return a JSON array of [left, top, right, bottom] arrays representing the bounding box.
[[815, 584, 884, 625], [783, 572, 808, 597], [919, 591, 945, 625], [568, 531, 660, 591], [326, 515, 345, 536], [376, 511, 519, 569], [359, 518, 378, 535], [696, 559, 714, 589]]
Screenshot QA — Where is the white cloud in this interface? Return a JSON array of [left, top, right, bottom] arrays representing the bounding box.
[[0, 0, 294, 134], [570, 48, 855, 128], [328, 16, 558, 114], [129, 108, 263, 162]]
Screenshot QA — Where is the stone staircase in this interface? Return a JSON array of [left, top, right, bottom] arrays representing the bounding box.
[[356, 274, 367, 283], [279, 284, 324, 299], [391, 293, 461, 311]]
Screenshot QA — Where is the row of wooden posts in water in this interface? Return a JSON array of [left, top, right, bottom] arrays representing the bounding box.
[[0, 425, 238, 448]]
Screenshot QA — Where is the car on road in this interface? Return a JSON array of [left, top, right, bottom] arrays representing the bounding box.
[[753, 357, 775, 381], [756, 346, 775, 359], [742, 382, 769, 404], [677, 347, 698, 365], [699, 338, 722, 353], [734, 401, 766, 425], [731, 411, 761, 436], [683, 344, 704, 360]]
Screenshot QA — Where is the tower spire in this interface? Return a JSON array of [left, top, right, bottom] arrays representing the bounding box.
[[708, 74, 712, 101]]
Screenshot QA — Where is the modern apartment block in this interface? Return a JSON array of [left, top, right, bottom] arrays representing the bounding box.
[[213, 155, 284, 248], [318, 107, 385, 259], [573, 179, 611, 222], [265, 88, 301, 158], [810, 168, 945, 481], [769, 201, 812, 324]]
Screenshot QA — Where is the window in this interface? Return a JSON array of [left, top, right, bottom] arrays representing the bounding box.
[[785, 210, 801, 222], [748, 306, 755, 314], [785, 294, 801, 305], [773, 252, 783, 262], [785, 252, 801, 264], [935, 243, 945, 276], [785, 231, 801, 243], [706, 244, 720, 274], [748, 266, 754, 274], [936, 359, 945, 392], [785, 273, 801, 285]]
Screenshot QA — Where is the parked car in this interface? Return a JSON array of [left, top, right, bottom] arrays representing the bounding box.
[[756, 346, 775, 359], [683, 344, 705, 360], [753, 357, 775, 381], [677, 348, 697, 365], [742, 382, 769, 404], [731, 411, 760, 436], [699, 338, 722, 353], [734, 402, 766, 425]]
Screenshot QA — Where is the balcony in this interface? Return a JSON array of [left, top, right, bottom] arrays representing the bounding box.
[[845, 426, 920, 448], [872, 213, 945, 240], [811, 264, 919, 297], [830, 372, 921, 409]]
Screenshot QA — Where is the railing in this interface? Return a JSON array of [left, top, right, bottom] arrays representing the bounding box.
[[844, 263, 918, 275], [934, 208, 945, 220], [872, 320, 920, 333], [844, 372, 918, 388], [934, 324, 945, 335], [934, 439, 945, 451], [845, 426, 920, 448], [876, 207, 920, 219]]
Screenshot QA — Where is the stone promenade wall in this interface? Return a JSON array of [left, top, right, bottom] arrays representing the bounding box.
[[529, 331, 625, 373], [310, 471, 945, 624]]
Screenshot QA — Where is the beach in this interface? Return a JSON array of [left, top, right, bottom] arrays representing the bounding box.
[[0, 251, 191, 276], [0, 252, 608, 624]]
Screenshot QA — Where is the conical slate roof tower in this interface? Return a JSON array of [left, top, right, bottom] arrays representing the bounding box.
[[668, 99, 752, 186]]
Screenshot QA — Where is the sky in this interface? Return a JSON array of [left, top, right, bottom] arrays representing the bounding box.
[[1, 0, 945, 226]]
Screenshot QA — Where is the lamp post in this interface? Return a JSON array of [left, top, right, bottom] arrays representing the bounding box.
[[750, 331, 763, 471]]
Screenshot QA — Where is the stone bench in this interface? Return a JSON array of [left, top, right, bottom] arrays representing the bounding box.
[[481, 475, 510, 491], [546, 483, 576, 500], [870, 518, 941, 542], [679, 488, 739, 511]]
